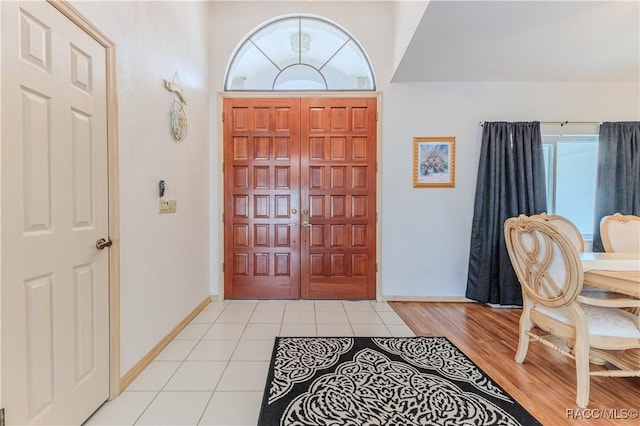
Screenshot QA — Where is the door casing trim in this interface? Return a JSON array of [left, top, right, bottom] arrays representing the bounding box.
[[47, 0, 121, 399], [217, 92, 382, 301]]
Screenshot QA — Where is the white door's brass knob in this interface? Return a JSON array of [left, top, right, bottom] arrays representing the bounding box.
[[96, 238, 113, 250]]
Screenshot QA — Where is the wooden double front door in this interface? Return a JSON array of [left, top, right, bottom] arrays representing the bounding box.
[[223, 97, 377, 300]]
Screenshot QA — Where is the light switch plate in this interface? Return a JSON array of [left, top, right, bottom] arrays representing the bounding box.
[[159, 198, 177, 214]]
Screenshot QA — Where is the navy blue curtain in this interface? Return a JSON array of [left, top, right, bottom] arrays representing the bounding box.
[[592, 122, 640, 251], [465, 122, 547, 305]]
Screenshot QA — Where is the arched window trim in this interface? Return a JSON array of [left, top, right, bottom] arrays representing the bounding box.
[[224, 14, 376, 91], [273, 63, 328, 90]]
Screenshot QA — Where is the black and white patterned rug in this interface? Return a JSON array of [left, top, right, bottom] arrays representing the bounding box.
[[258, 337, 540, 425]]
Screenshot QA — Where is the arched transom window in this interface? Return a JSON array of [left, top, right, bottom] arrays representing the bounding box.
[[225, 15, 376, 91]]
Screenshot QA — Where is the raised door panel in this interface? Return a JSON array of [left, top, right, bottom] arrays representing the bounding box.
[[224, 98, 301, 299], [21, 87, 52, 234]]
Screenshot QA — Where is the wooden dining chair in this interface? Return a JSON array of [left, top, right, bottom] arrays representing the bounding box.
[[600, 213, 640, 253], [504, 214, 640, 408], [599, 213, 640, 314]]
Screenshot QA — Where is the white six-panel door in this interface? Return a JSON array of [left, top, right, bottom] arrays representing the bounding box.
[[1, 1, 110, 424]]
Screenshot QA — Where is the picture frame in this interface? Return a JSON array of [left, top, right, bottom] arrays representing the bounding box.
[[413, 137, 456, 188]]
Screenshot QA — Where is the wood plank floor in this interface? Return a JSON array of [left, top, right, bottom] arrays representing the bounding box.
[[389, 302, 640, 426]]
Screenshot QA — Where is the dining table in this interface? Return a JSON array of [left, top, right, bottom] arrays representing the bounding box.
[[581, 252, 640, 298], [579, 252, 640, 370]]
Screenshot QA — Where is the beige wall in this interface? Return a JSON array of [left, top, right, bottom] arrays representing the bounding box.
[[71, 0, 211, 374]]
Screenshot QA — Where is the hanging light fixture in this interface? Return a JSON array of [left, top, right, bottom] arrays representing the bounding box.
[[290, 32, 310, 53]]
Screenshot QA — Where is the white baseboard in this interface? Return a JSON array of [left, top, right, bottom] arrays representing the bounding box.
[[381, 296, 475, 302], [486, 303, 522, 309]]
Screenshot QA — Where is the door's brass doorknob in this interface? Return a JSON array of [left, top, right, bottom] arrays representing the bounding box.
[[96, 238, 113, 250]]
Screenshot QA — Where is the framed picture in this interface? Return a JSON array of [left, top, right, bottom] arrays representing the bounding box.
[[413, 137, 455, 188]]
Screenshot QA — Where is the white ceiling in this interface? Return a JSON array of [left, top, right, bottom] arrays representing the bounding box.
[[392, 0, 640, 82]]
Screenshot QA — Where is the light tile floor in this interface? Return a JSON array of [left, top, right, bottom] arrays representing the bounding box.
[[84, 300, 414, 426]]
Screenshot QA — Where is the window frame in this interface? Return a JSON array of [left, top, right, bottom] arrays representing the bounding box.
[[224, 14, 376, 92], [541, 133, 599, 240]]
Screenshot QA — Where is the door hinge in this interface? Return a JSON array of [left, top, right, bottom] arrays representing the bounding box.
[[1, 407, 5, 426], [222, 213, 225, 223], [222, 113, 225, 123], [375, 263, 378, 272], [222, 262, 225, 272], [222, 162, 225, 172]]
